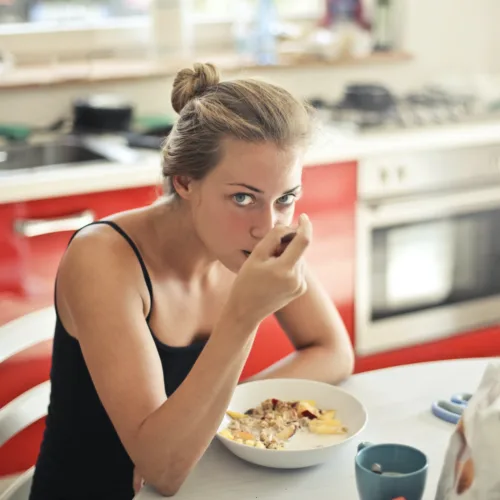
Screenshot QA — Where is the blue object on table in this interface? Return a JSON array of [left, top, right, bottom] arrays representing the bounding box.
[[431, 393, 473, 424], [355, 442, 428, 500]]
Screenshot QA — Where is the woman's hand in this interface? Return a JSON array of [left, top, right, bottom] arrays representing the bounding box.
[[133, 467, 145, 494], [228, 213, 312, 326]]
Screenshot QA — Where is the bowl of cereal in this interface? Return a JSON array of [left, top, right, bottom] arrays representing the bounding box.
[[215, 378, 367, 469]]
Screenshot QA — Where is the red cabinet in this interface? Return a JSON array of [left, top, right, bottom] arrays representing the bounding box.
[[0, 186, 158, 324], [355, 325, 500, 373], [241, 161, 357, 379]]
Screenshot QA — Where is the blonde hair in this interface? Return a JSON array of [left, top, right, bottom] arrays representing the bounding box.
[[162, 62, 314, 195]]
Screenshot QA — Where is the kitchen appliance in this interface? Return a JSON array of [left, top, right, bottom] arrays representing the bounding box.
[[355, 144, 500, 355], [332, 83, 398, 129], [72, 94, 134, 134], [310, 84, 481, 130]]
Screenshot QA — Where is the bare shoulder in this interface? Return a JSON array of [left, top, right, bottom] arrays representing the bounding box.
[[56, 222, 151, 338]]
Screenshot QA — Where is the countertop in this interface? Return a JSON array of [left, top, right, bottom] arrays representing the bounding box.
[[2, 119, 500, 204]]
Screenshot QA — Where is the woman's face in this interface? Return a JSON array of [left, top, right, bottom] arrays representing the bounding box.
[[186, 138, 304, 273]]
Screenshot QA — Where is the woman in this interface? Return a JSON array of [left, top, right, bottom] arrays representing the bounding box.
[[29, 62, 354, 499]]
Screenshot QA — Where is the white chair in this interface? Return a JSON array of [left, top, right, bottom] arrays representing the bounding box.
[[0, 307, 55, 500]]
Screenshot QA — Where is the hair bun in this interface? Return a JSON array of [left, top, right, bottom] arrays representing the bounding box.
[[171, 62, 220, 114]]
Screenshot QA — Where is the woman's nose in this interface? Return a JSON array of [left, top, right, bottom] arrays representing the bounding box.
[[249, 208, 278, 240]]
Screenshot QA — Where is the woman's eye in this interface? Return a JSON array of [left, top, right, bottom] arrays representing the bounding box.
[[232, 193, 254, 206], [277, 194, 296, 206]]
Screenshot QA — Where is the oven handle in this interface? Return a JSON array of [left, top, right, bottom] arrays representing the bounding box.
[[360, 185, 500, 227]]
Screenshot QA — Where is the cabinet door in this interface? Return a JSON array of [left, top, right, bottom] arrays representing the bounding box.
[[0, 186, 158, 324], [21, 187, 157, 298], [0, 204, 25, 297], [241, 161, 357, 379], [355, 324, 500, 373]]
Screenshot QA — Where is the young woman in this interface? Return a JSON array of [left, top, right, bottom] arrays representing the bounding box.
[[29, 62, 354, 499]]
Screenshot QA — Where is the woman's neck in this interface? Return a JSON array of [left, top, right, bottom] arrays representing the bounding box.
[[146, 197, 220, 281]]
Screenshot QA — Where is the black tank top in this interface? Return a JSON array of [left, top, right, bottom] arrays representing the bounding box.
[[29, 221, 208, 500]]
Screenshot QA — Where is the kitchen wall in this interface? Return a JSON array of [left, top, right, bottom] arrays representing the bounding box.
[[0, 0, 497, 126]]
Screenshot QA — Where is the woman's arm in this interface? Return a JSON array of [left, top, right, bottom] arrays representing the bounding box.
[[246, 264, 354, 384]]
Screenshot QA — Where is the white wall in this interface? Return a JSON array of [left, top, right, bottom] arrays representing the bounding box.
[[486, 0, 500, 74], [0, 0, 496, 126]]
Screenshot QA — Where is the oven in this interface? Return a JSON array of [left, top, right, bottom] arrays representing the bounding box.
[[355, 144, 500, 355]]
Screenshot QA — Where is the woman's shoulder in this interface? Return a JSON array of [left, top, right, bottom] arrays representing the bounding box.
[[68, 205, 144, 250], [55, 213, 153, 339], [59, 209, 149, 287], [55, 210, 153, 333]]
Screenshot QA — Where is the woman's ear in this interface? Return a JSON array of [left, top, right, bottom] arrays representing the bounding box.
[[172, 175, 193, 200]]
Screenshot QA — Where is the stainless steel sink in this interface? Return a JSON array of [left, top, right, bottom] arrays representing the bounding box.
[[0, 140, 108, 171]]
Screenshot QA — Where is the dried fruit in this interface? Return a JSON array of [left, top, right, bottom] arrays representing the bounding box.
[[301, 410, 319, 420], [319, 410, 336, 420], [226, 410, 247, 420], [298, 401, 320, 419], [276, 425, 297, 440], [314, 418, 343, 427], [309, 419, 347, 435], [218, 429, 233, 440], [233, 430, 255, 441]]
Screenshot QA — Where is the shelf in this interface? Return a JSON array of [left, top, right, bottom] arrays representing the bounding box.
[[0, 51, 413, 90]]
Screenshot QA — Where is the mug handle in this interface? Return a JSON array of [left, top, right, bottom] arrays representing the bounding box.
[[357, 441, 373, 453]]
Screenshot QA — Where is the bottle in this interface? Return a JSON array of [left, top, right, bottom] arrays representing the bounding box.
[[373, 0, 394, 52], [232, 0, 255, 63], [253, 0, 278, 65]]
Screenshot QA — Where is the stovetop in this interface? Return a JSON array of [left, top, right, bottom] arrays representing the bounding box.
[[309, 85, 499, 132]]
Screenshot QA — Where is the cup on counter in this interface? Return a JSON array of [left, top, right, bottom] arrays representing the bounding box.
[[355, 442, 428, 500]]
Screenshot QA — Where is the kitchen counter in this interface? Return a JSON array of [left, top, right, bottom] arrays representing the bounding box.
[[2, 119, 500, 204]]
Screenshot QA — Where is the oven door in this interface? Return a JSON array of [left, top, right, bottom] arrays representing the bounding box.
[[355, 184, 500, 355]]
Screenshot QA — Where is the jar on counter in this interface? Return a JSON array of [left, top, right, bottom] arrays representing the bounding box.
[[149, 0, 193, 61]]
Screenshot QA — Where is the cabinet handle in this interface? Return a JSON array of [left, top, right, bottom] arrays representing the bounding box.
[[14, 209, 95, 238]]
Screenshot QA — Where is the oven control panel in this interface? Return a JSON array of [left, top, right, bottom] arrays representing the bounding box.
[[358, 145, 500, 200]]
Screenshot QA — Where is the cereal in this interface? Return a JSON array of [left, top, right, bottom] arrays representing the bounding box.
[[219, 398, 347, 449]]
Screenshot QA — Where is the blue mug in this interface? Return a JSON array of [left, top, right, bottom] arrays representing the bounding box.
[[355, 442, 428, 500]]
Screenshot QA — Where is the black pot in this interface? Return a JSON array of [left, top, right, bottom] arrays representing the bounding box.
[[341, 84, 396, 112], [72, 95, 134, 134]]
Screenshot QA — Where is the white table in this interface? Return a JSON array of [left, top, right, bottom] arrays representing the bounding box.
[[135, 357, 498, 500]]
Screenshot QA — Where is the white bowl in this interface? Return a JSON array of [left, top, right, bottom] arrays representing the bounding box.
[[216, 378, 368, 469]]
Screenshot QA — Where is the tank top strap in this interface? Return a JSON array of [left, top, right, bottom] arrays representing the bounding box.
[[68, 220, 154, 319]]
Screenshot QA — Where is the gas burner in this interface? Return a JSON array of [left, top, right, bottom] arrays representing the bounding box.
[[309, 84, 483, 131]]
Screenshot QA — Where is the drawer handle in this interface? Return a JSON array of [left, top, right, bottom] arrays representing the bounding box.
[[14, 209, 95, 238]]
